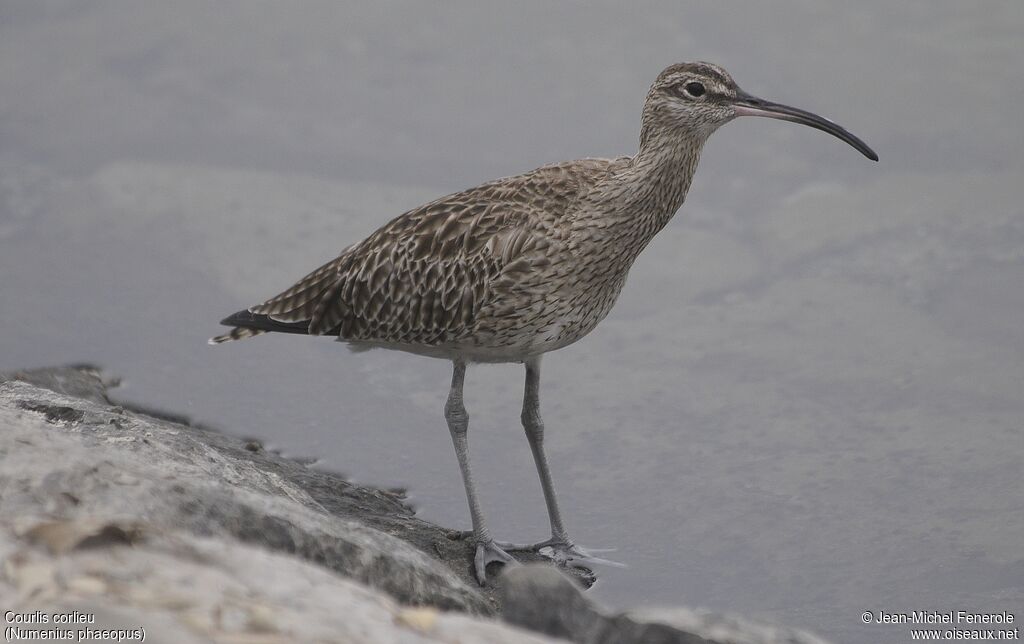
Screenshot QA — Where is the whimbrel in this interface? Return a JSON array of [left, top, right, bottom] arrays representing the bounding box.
[[212, 62, 877, 584]]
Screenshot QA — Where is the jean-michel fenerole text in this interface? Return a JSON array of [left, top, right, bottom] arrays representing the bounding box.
[[872, 610, 1014, 625]]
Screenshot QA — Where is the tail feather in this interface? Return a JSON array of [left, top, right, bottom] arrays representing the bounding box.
[[209, 308, 319, 345], [213, 246, 354, 346], [209, 327, 267, 345]]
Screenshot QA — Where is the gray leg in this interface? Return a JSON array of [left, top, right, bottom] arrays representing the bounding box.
[[445, 359, 516, 584], [501, 357, 622, 570], [521, 356, 571, 543]]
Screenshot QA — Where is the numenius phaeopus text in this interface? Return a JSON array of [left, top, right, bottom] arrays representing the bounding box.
[[212, 62, 877, 584]]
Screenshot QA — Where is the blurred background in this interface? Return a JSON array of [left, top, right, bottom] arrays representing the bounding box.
[[2, 3, 1022, 642]]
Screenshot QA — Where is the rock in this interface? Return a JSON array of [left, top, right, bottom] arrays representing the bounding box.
[[0, 369, 489, 613], [3, 363, 113, 404], [1, 366, 591, 606], [500, 565, 832, 644], [0, 370, 564, 643]]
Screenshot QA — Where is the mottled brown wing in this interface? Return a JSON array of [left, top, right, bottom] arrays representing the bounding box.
[[245, 159, 617, 346]]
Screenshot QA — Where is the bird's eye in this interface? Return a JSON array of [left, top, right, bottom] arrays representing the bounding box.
[[684, 81, 705, 98]]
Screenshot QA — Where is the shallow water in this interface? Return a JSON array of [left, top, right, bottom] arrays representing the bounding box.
[[2, 3, 1022, 642]]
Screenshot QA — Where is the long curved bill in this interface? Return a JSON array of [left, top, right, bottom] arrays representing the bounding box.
[[733, 89, 878, 161]]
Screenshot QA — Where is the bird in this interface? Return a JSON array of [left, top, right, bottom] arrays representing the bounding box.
[[211, 61, 877, 585]]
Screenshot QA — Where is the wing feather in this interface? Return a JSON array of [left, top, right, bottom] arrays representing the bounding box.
[[225, 158, 627, 346]]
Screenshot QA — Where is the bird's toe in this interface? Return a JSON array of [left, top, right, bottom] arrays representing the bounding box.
[[537, 542, 625, 570], [473, 540, 519, 585]]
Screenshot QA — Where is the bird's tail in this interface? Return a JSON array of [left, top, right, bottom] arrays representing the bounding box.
[[209, 309, 314, 345], [208, 327, 267, 345]]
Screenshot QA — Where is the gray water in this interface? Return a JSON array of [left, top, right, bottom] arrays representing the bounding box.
[[2, 3, 1022, 642]]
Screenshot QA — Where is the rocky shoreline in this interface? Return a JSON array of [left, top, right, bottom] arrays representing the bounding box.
[[1, 366, 830, 643]]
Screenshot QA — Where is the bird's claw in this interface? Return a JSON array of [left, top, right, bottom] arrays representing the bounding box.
[[538, 542, 625, 569], [473, 539, 519, 585]]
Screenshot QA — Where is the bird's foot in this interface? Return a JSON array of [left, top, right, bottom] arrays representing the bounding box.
[[473, 539, 519, 585], [496, 538, 624, 569]]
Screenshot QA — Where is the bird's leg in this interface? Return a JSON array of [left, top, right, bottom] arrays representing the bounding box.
[[445, 359, 517, 584], [521, 356, 571, 544], [497, 358, 620, 570]]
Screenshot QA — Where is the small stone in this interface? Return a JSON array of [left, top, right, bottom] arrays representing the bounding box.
[[395, 607, 439, 633], [67, 574, 108, 594]]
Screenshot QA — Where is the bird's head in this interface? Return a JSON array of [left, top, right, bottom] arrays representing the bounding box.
[[641, 61, 877, 161]]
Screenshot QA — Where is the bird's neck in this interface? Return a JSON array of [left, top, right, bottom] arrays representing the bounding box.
[[627, 131, 705, 219], [579, 132, 706, 263]]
